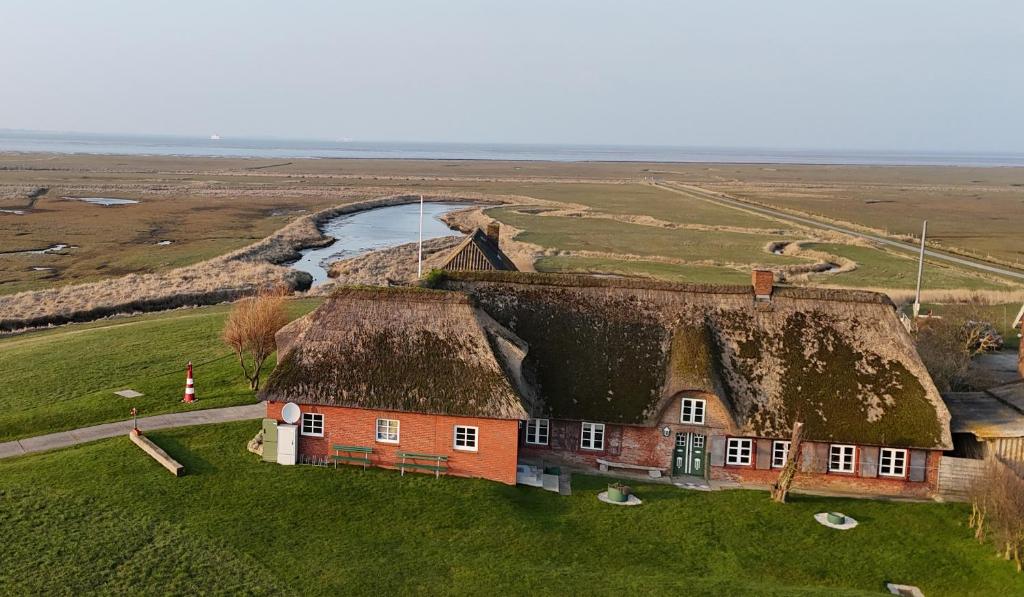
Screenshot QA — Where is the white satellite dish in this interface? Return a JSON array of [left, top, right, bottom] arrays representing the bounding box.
[[281, 402, 301, 424]]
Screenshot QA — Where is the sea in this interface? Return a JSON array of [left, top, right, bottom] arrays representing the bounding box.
[[1, 130, 1022, 167]]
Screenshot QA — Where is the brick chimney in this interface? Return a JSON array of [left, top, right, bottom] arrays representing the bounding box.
[[486, 222, 500, 245], [752, 269, 774, 300]]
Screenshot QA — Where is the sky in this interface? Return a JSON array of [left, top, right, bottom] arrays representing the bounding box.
[[2, 0, 1022, 151]]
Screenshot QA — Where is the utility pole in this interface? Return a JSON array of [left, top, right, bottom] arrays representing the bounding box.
[[913, 220, 927, 319], [417, 195, 424, 278]]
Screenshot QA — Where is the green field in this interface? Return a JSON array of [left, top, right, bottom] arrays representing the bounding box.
[[535, 256, 754, 284], [0, 299, 321, 442], [1, 421, 1020, 595], [487, 207, 806, 267], [805, 243, 1014, 290]]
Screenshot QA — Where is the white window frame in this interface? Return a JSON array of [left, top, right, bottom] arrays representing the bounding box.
[[375, 418, 400, 444], [829, 444, 856, 473], [879, 448, 908, 478], [453, 425, 479, 452], [680, 398, 706, 425], [726, 438, 753, 466], [580, 422, 605, 451], [300, 412, 324, 437], [771, 440, 791, 468], [525, 419, 549, 446]]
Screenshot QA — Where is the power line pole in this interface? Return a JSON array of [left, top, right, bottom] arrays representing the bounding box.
[[913, 220, 927, 319]]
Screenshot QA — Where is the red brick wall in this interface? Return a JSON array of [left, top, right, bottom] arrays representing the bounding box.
[[520, 392, 734, 471], [710, 442, 941, 499], [522, 406, 941, 498], [266, 402, 520, 485]]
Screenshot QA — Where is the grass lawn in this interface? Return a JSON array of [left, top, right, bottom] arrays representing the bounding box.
[[1, 421, 1020, 595], [0, 299, 321, 442], [536, 255, 754, 284]]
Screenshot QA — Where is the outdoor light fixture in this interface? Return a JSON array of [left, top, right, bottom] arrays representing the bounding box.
[[662, 426, 671, 437]]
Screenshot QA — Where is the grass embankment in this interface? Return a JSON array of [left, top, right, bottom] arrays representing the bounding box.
[[0, 299, 320, 442], [1, 421, 1021, 595]]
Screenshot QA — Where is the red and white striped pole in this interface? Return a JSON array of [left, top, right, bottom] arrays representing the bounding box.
[[182, 361, 196, 403]]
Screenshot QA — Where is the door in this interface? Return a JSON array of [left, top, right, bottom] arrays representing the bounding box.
[[673, 432, 707, 476]]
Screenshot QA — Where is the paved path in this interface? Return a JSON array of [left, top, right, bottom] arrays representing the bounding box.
[[0, 403, 265, 460], [653, 181, 1024, 282]]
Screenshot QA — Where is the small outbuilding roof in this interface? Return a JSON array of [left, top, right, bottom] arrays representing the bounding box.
[[440, 228, 518, 272], [943, 387, 1024, 439], [261, 287, 530, 420]]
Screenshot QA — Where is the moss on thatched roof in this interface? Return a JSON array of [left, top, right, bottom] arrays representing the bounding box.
[[261, 287, 528, 420], [440, 272, 950, 449]]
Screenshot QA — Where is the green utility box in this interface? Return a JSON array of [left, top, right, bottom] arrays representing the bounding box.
[[262, 418, 279, 463]]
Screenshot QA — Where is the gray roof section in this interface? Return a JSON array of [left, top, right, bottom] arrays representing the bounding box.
[[943, 385, 1024, 438]]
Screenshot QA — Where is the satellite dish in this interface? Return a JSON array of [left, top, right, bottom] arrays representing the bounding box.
[[281, 402, 301, 424]]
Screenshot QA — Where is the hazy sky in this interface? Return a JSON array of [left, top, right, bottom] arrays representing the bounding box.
[[3, 0, 1022, 151]]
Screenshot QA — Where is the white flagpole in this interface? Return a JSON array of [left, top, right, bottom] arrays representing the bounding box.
[[417, 195, 424, 277], [913, 220, 927, 319]]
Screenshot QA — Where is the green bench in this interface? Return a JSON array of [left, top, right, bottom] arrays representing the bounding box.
[[332, 445, 373, 470], [396, 451, 448, 478]]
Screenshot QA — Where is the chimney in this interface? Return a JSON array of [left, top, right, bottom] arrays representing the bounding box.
[[486, 222, 500, 245], [752, 269, 774, 300]]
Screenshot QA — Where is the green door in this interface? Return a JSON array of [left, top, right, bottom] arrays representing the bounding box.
[[673, 432, 706, 477]]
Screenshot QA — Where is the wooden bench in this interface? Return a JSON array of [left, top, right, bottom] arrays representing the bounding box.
[[332, 445, 373, 470], [396, 451, 448, 479], [596, 458, 666, 479]]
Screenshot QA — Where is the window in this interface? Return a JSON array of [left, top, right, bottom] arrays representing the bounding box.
[[376, 418, 399, 443], [680, 398, 706, 425], [300, 412, 324, 437], [525, 419, 549, 445], [454, 425, 478, 451], [580, 422, 605, 450], [829, 444, 856, 473], [771, 440, 791, 468], [726, 438, 753, 466], [879, 448, 907, 477]]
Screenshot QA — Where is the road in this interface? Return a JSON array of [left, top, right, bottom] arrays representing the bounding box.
[[653, 181, 1024, 282]]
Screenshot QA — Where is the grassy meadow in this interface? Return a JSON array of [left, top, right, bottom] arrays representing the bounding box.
[[0, 298, 320, 442], [1, 420, 1021, 596], [1, 154, 1020, 301]]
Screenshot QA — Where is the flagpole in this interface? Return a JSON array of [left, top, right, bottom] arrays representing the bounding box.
[[417, 195, 424, 277], [913, 220, 927, 319]]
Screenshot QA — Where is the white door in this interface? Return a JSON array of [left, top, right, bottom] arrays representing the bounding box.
[[277, 424, 298, 465]]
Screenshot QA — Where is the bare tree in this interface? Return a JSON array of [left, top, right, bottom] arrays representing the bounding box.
[[771, 422, 804, 503], [915, 304, 1004, 392], [222, 288, 289, 391], [969, 459, 1024, 573]]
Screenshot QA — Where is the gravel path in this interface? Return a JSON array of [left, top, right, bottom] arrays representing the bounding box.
[[0, 402, 265, 460]]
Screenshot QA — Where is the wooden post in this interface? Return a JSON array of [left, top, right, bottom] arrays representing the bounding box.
[[771, 422, 804, 503], [129, 430, 184, 476]]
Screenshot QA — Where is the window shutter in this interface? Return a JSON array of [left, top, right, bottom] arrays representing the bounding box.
[[709, 435, 726, 467], [801, 443, 828, 473], [755, 440, 772, 470], [908, 449, 928, 482], [859, 446, 879, 478]]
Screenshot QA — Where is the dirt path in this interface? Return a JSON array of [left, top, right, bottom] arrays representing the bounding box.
[[0, 402, 264, 460]]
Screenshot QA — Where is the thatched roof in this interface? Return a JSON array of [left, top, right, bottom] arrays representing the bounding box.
[[261, 287, 530, 420], [438, 271, 951, 449], [440, 229, 518, 272]]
